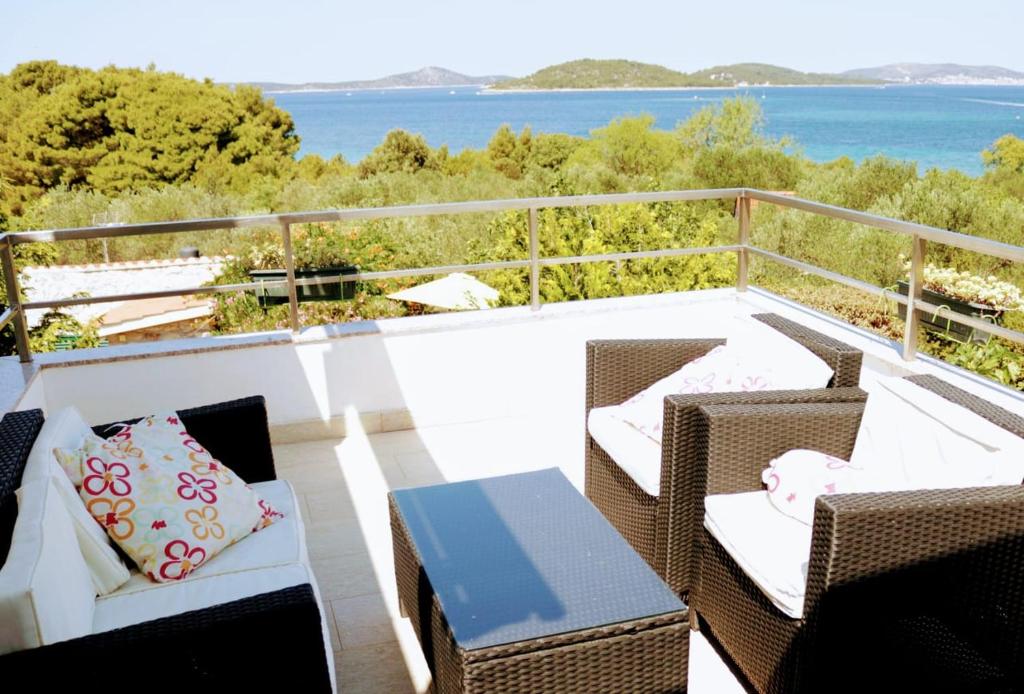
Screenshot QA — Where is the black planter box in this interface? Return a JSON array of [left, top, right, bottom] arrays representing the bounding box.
[[250, 266, 358, 307], [897, 281, 1002, 343]]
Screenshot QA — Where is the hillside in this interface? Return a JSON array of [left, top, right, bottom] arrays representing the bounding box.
[[690, 63, 879, 86], [492, 59, 879, 90], [843, 63, 1024, 85], [249, 67, 512, 92]]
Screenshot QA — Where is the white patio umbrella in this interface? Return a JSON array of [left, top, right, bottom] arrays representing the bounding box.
[[387, 272, 499, 310]]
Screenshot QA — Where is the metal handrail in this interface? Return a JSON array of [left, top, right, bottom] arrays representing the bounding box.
[[748, 190, 1024, 264], [747, 248, 911, 306], [5, 188, 1024, 366], [5, 189, 746, 245]]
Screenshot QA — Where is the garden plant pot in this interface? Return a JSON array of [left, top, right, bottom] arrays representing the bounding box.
[[897, 281, 1003, 343], [249, 266, 358, 308]]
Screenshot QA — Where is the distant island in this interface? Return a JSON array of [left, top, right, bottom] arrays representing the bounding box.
[[842, 63, 1024, 85], [490, 60, 880, 90], [245, 60, 1024, 94], [690, 63, 880, 87], [248, 66, 513, 93]]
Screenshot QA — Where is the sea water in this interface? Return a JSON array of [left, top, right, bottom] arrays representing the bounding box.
[[274, 85, 1024, 176]]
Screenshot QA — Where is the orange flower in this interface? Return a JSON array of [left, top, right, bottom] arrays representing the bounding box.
[[189, 455, 233, 485], [86, 497, 136, 540], [185, 505, 225, 541]]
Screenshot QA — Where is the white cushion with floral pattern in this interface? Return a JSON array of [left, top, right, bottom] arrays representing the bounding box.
[[63, 413, 282, 583], [761, 449, 864, 526], [611, 324, 834, 445]]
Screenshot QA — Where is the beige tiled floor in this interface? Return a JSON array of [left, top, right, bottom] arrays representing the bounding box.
[[275, 415, 746, 693]]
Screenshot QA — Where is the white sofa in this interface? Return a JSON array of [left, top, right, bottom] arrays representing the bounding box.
[[0, 397, 336, 692]]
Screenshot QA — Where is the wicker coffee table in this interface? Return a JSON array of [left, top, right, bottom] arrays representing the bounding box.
[[389, 468, 689, 693]]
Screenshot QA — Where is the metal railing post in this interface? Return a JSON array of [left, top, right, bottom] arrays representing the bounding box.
[[736, 193, 751, 292], [280, 222, 301, 333], [0, 239, 32, 362], [528, 207, 540, 310], [902, 235, 926, 361]]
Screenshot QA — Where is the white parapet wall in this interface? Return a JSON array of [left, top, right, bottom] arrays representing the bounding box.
[[11, 287, 1024, 441]]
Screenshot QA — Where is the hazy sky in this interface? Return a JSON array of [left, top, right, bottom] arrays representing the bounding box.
[[2, 0, 1020, 82]]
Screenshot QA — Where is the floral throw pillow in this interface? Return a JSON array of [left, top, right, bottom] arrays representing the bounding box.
[[64, 413, 282, 582], [761, 449, 864, 526], [53, 432, 123, 488], [613, 345, 778, 443]]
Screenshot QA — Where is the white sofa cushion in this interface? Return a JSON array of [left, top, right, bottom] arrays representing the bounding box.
[[704, 491, 813, 619], [851, 377, 1024, 490], [91, 478, 336, 692], [0, 478, 97, 654], [92, 561, 313, 633], [587, 406, 662, 496], [23, 406, 130, 595]]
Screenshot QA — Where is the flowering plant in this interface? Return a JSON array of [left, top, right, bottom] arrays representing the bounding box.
[[903, 261, 1023, 312]]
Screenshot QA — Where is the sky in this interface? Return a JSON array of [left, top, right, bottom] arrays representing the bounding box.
[[2, 0, 1021, 83]]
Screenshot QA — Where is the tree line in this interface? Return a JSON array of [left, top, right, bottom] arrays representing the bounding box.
[[1, 61, 1022, 388]]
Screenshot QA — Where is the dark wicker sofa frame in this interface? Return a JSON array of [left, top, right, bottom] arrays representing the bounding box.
[[691, 374, 1024, 693], [0, 396, 333, 692], [584, 312, 865, 597]]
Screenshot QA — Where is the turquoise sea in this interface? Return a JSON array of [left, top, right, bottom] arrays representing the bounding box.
[[273, 85, 1024, 176]]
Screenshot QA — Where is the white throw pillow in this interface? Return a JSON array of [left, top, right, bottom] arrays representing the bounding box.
[[24, 406, 131, 595], [850, 377, 1024, 491], [612, 320, 835, 444], [0, 478, 96, 654], [762, 449, 864, 526], [613, 345, 735, 442], [726, 317, 835, 389]]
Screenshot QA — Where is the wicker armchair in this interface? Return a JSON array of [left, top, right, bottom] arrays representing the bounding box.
[[691, 375, 1024, 693], [584, 312, 864, 596], [0, 397, 334, 692]]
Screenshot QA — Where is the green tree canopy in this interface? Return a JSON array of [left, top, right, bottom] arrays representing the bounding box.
[[984, 135, 1024, 175], [0, 61, 299, 218], [487, 125, 533, 179], [983, 134, 1024, 199], [357, 129, 443, 177]]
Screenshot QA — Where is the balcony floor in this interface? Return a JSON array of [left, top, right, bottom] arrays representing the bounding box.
[[275, 414, 747, 693]]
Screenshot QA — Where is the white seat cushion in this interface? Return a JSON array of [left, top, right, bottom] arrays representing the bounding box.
[[0, 478, 97, 653], [587, 406, 662, 496], [23, 406, 130, 595], [92, 561, 314, 633], [93, 479, 336, 692], [704, 491, 813, 619], [103, 480, 306, 597]]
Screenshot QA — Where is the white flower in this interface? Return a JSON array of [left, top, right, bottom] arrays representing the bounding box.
[[914, 264, 1023, 311]]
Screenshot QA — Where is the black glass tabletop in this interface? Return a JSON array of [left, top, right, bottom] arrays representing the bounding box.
[[390, 468, 685, 651]]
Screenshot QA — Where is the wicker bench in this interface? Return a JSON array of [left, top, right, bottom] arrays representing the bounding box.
[[389, 468, 689, 693]]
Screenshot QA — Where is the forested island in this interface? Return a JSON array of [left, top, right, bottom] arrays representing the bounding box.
[[490, 59, 880, 90], [1, 61, 1023, 389]]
